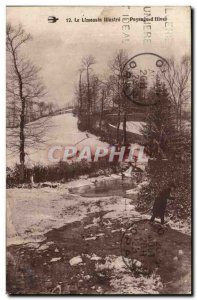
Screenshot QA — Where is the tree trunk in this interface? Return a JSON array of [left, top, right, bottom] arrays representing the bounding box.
[[12, 101, 16, 127], [15, 58, 26, 181], [79, 72, 82, 112], [99, 90, 104, 130], [123, 111, 127, 145], [179, 101, 182, 133], [87, 67, 91, 128], [116, 83, 121, 144], [116, 100, 121, 144], [176, 106, 179, 131], [19, 100, 25, 183]]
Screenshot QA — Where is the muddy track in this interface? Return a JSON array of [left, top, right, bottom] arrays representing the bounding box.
[[7, 206, 191, 295]]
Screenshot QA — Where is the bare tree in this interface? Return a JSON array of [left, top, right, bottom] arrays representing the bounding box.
[[78, 68, 84, 112], [161, 55, 191, 132], [109, 50, 128, 144], [81, 55, 96, 127], [6, 23, 47, 180], [97, 79, 111, 130], [91, 74, 100, 114], [38, 101, 46, 117], [48, 102, 55, 115]]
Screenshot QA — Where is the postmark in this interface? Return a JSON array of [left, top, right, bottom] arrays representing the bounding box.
[[122, 52, 169, 106]]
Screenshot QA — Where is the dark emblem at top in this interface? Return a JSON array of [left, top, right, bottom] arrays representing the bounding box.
[[48, 16, 59, 23]]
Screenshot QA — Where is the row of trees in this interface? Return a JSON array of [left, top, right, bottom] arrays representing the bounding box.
[[75, 51, 191, 159], [6, 98, 56, 128], [75, 50, 144, 145]]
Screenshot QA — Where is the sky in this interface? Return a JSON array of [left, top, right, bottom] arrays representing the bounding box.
[[6, 6, 191, 107]]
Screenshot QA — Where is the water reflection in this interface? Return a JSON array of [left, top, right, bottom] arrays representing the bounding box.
[[69, 178, 136, 197]]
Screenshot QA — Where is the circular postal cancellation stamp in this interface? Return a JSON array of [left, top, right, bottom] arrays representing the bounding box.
[[122, 52, 169, 106], [120, 219, 168, 275]]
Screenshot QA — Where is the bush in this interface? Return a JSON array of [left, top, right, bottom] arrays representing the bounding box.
[[6, 159, 120, 188], [137, 158, 191, 220]]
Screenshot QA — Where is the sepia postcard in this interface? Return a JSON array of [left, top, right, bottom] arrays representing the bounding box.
[[6, 6, 192, 295]]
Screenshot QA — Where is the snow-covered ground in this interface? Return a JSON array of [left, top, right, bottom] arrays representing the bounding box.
[[6, 172, 148, 247], [7, 175, 190, 247], [7, 113, 149, 169], [109, 121, 146, 136], [7, 176, 191, 294], [7, 178, 139, 246], [7, 113, 108, 167]]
